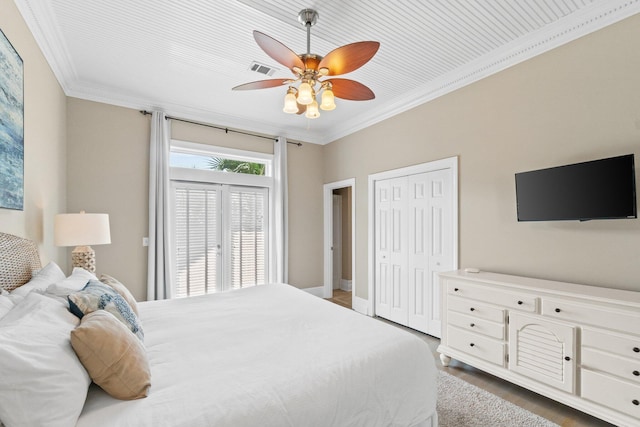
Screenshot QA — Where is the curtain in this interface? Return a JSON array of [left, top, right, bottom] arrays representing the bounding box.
[[147, 111, 172, 300], [273, 137, 288, 283]]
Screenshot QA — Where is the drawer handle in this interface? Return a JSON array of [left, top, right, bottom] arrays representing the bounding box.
[[470, 323, 475, 328], [633, 400, 639, 406], [633, 370, 640, 377], [454, 288, 459, 292], [554, 308, 561, 313], [469, 343, 475, 347], [470, 307, 475, 312], [634, 347, 640, 353], [517, 301, 523, 305], [564, 356, 571, 361]]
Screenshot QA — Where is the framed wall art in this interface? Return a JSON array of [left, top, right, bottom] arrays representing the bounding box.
[[0, 28, 24, 210]]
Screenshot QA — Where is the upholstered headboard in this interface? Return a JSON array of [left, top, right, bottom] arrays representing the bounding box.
[[0, 232, 42, 291]]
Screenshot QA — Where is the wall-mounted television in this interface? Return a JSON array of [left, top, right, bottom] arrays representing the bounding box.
[[515, 154, 637, 221]]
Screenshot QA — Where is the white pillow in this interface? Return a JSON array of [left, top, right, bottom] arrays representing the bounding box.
[[46, 267, 98, 297], [11, 261, 66, 297], [0, 292, 91, 427], [0, 293, 13, 320]]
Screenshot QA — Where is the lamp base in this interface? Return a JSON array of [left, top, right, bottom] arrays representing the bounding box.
[[71, 245, 96, 274]]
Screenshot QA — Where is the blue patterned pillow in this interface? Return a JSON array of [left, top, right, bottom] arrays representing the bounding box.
[[68, 280, 144, 341]]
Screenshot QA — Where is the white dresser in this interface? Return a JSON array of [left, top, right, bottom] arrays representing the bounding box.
[[437, 270, 640, 427]]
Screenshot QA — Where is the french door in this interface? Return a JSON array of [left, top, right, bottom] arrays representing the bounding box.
[[171, 182, 268, 298]]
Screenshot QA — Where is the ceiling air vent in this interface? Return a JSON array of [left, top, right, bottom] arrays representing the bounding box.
[[249, 61, 277, 76]]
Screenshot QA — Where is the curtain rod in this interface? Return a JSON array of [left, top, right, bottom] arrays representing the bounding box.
[[140, 110, 302, 147]]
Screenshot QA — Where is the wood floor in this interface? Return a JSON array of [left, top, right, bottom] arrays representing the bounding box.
[[326, 291, 614, 427], [328, 289, 352, 309]]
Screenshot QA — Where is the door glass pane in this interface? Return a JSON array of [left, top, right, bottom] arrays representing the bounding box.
[[174, 186, 219, 297], [230, 187, 267, 289]]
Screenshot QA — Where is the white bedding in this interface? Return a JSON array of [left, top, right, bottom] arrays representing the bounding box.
[[76, 284, 438, 427]]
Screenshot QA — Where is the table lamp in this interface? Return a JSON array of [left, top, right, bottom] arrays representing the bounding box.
[[54, 211, 111, 273]]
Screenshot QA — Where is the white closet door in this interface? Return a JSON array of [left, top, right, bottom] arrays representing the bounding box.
[[407, 169, 453, 337], [375, 176, 408, 325]]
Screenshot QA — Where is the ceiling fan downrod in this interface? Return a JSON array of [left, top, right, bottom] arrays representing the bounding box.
[[298, 9, 318, 56]]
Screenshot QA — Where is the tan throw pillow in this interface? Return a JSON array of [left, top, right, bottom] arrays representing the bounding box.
[[71, 310, 151, 400], [100, 274, 139, 316]]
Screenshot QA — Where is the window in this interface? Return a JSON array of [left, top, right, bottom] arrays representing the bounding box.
[[169, 141, 273, 298]]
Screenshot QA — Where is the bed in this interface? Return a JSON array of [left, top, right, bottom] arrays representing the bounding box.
[[0, 232, 438, 427]]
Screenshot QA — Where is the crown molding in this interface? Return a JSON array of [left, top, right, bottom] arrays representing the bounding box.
[[14, 0, 78, 91], [318, 0, 640, 145]]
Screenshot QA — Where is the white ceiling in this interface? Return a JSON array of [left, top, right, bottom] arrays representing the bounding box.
[[15, 0, 639, 144]]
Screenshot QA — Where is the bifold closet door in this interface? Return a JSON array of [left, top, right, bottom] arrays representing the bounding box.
[[407, 169, 453, 337], [375, 168, 453, 337], [374, 176, 409, 326]]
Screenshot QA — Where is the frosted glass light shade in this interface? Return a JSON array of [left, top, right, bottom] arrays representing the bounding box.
[[305, 100, 320, 119], [283, 91, 298, 114], [297, 82, 313, 105], [320, 89, 336, 111], [54, 212, 111, 247]]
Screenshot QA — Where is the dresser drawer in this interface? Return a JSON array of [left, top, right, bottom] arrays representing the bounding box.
[[581, 369, 640, 420], [447, 325, 505, 366], [582, 327, 640, 360], [542, 298, 640, 332], [448, 295, 505, 323], [447, 280, 538, 313], [582, 347, 640, 385], [448, 310, 504, 340]]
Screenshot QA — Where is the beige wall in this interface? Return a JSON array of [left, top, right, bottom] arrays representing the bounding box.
[[66, 101, 324, 299], [324, 14, 640, 298], [0, 0, 67, 267], [66, 99, 149, 299]]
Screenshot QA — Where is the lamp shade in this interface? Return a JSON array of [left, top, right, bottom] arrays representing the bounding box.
[[54, 212, 111, 247]]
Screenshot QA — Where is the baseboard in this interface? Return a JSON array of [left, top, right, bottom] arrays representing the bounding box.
[[301, 286, 324, 297], [353, 296, 369, 315], [340, 279, 352, 292]]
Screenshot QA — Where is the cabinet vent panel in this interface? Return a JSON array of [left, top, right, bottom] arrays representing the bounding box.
[[516, 324, 565, 382]]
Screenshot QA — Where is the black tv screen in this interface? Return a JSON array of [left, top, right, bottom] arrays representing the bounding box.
[[515, 154, 637, 221]]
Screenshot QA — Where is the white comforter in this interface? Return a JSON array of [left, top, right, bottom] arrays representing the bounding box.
[[77, 284, 437, 427]]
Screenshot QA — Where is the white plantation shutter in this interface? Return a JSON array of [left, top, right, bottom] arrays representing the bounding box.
[[172, 183, 267, 296], [173, 184, 221, 298], [229, 187, 268, 290]]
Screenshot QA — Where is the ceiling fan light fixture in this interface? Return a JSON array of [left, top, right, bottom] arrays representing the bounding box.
[[233, 8, 379, 120], [297, 81, 314, 105], [305, 100, 320, 119], [283, 87, 298, 114], [320, 88, 336, 111]]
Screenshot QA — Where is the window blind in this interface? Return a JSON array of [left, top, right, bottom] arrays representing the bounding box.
[[173, 184, 267, 297], [174, 185, 220, 298], [230, 187, 267, 290]]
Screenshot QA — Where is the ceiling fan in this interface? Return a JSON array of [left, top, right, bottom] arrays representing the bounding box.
[[232, 8, 380, 119]]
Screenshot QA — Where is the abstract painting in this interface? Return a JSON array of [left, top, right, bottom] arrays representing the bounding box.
[[0, 28, 24, 210]]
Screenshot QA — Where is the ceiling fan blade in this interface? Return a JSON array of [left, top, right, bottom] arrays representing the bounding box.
[[325, 78, 375, 100], [254, 31, 305, 71], [296, 103, 307, 115], [318, 41, 380, 76], [232, 79, 289, 91]]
